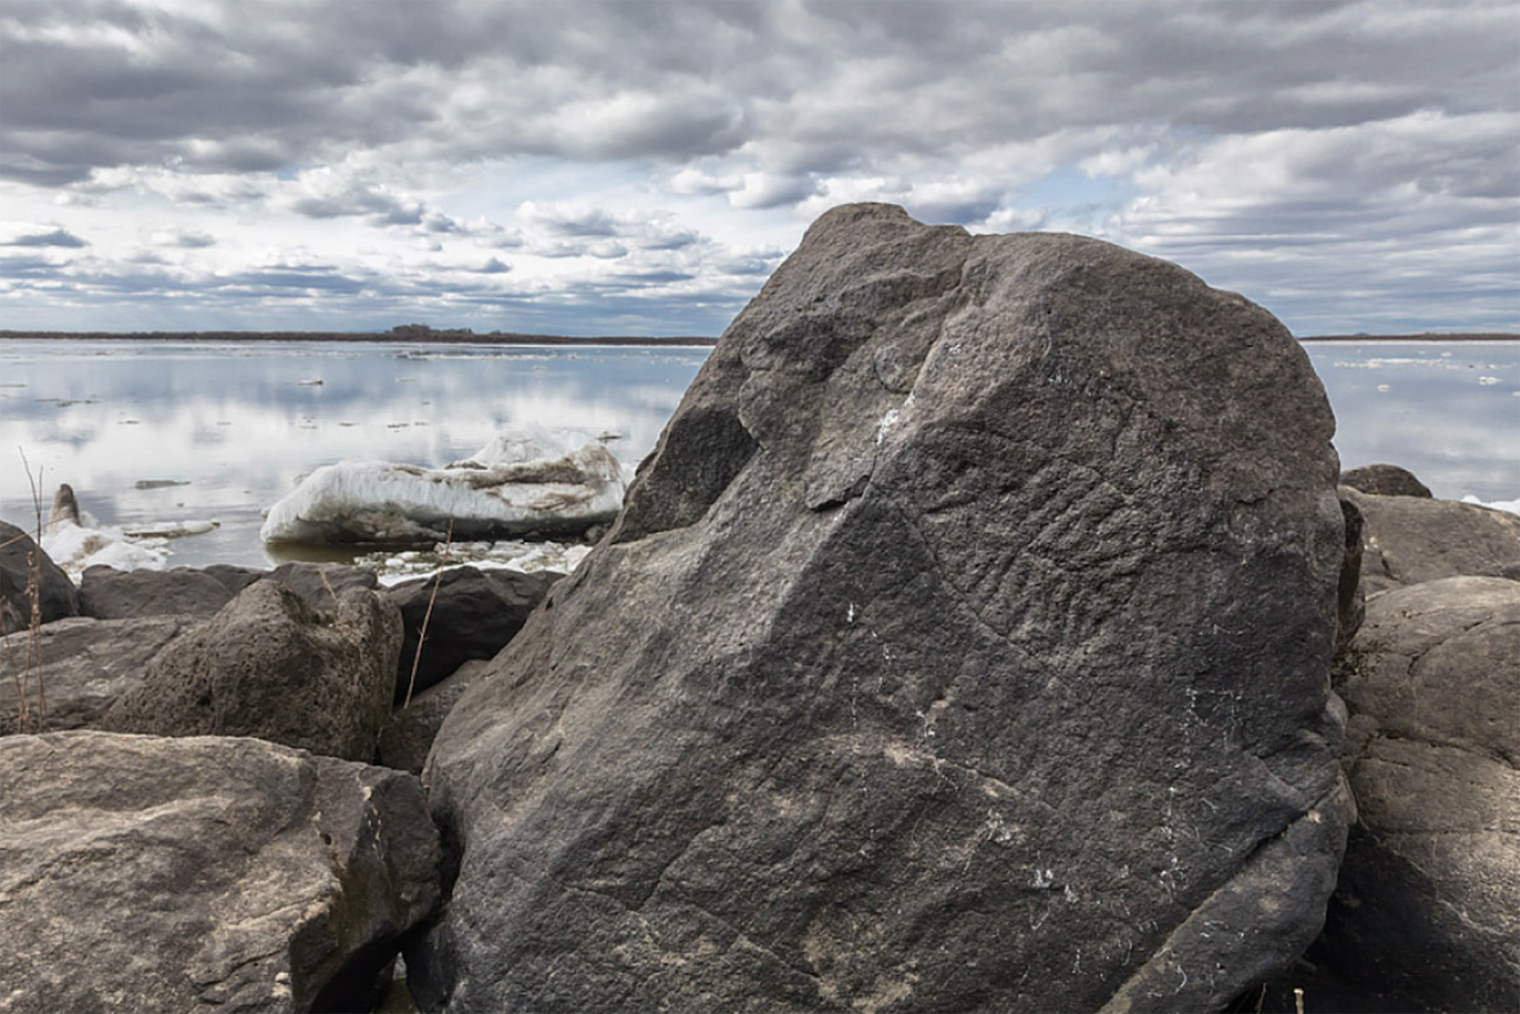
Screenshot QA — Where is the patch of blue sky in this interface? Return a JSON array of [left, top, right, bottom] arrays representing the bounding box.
[[1012, 165, 1138, 236]]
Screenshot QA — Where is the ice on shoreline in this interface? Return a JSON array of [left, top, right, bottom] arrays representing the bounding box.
[[38, 482, 220, 579], [358, 539, 594, 585], [260, 427, 628, 546], [1461, 494, 1520, 516]]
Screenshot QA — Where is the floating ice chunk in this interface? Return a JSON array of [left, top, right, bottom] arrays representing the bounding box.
[[1461, 494, 1520, 517], [121, 519, 219, 539], [359, 539, 593, 585], [40, 486, 170, 579], [260, 428, 627, 545], [43, 523, 170, 578], [451, 424, 606, 468]]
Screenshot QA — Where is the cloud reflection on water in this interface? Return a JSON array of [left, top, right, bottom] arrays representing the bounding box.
[[1, 338, 1516, 572], [0, 340, 706, 569]]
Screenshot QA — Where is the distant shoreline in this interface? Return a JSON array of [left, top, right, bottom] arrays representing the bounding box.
[[1297, 332, 1517, 342], [0, 329, 719, 347], [1, 330, 1513, 346]]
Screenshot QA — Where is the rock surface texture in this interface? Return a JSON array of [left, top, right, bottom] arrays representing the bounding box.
[[1342, 487, 1520, 596], [78, 564, 239, 618], [103, 580, 402, 762], [1311, 575, 1520, 1011], [0, 519, 78, 635], [1339, 463, 1433, 499], [0, 730, 440, 1013], [379, 659, 486, 775], [419, 205, 1352, 1012], [0, 614, 195, 735], [388, 565, 557, 703]]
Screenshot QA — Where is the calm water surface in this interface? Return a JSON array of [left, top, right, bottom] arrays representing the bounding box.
[[1, 338, 1516, 571], [0, 340, 707, 569]]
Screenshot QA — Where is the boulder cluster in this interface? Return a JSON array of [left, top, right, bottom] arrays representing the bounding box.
[[2, 205, 1514, 1013]]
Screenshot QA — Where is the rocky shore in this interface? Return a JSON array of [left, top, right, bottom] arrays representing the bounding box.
[[3, 205, 1516, 1013]]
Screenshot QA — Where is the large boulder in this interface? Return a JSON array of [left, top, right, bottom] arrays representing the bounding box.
[[1340, 463, 1432, 498], [266, 561, 380, 609], [1, 519, 78, 635], [1300, 576, 1520, 1012], [79, 564, 239, 619], [1342, 486, 1520, 596], [103, 580, 403, 762], [0, 730, 440, 1013], [387, 566, 557, 703], [0, 614, 196, 735], [417, 205, 1351, 1012]]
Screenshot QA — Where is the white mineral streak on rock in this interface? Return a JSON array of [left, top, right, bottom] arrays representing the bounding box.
[[260, 427, 627, 545]]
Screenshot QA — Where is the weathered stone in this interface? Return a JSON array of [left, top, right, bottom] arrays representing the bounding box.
[[0, 730, 441, 1013], [79, 564, 238, 619], [1340, 463, 1433, 498], [1343, 487, 1520, 595], [1299, 576, 1520, 1012], [267, 561, 380, 609], [418, 205, 1351, 1012], [388, 566, 557, 703], [0, 614, 195, 735], [203, 562, 271, 596], [103, 580, 402, 763], [378, 659, 486, 775], [1335, 495, 1365, 656], [1, 519, 78, 635]]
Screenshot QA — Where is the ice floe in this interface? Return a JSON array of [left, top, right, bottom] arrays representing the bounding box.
[[1461, 494, 1520, 516], [357, 539, 594, 586], [40, 484, 167, 578], [260, 427, 628, 546]]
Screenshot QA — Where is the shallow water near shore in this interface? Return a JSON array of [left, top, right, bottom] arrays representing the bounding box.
[[1, 337, 1516, 573]]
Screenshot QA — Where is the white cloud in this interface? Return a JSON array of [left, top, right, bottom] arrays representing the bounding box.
[[0, 0, 1513, 335]]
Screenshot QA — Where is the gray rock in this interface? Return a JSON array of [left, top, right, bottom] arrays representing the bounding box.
[[378, 659, 486, 775], [0, 730, 440, 1013], [388, 566, 557, 704], [1343, 486, 1520, 595], [267, 561, 380, 609], [0, 614, 195, 735], [1309, 576, 1520, 1012], [417, 205, 1351, 1012], [203, 562, 271, 596], [79, 564, 238, 619], [76, 562, 380, 620], [1340, 463, 1433, 498], [1, 519, 78, 636], [1335, 494, 1366, 656], [103, 580, 402, 763]]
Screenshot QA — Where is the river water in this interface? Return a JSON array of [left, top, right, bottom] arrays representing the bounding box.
[[1, 338, 1516, 573]]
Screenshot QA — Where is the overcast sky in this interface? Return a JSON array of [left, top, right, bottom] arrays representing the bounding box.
[[2, 0, 1516, 337]]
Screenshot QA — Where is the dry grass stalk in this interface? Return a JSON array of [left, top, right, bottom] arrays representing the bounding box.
[[403, 518, 454, 709], [317, 566, 339, 605], [5, 450, 49, 733]]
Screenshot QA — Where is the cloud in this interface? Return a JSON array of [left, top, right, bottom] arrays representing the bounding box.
[[0, 0, 1513, 335], [2, 226, 89, 248], [149, 227, 216, 248]]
